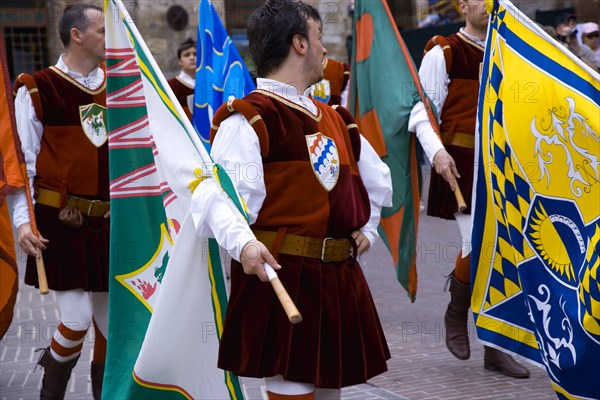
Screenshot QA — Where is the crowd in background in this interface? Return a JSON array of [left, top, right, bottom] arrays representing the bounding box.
[[540, 13, 599, 71]]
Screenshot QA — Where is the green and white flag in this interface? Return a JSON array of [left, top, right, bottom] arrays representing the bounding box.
[[104, 0, 245, 398]]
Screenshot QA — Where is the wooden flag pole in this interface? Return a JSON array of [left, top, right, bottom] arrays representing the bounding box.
[[35, 257, 49, 295], [422, 100, 468, 212], [22, 172, 48, 295], [454, 186, 467, 212], [265, 263, 302, 324]]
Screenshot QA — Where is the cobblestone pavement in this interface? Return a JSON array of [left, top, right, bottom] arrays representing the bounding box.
[[0, 213, 555, 399]]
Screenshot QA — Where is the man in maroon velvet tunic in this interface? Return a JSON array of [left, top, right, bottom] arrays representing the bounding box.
[[408, 0, 529, 378], [12, 4, 109, 398], [167, 38, 196, 120], [311, 57, 350, 106], [197, 1, 393, 399]]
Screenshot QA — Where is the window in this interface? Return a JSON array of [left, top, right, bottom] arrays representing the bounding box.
[[4, 26, 49, 78]]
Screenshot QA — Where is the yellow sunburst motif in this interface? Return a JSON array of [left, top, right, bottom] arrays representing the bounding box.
[[529, 203, 575, 282], [188, 167, 208, 193]]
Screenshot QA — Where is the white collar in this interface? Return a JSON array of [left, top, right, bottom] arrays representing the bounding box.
[[256, 78, 317, 115], [459, 27, 487, 49], [177, 71, 195, 88], [55, 54, 104, 89]]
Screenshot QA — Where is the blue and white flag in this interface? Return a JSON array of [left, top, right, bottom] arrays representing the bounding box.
[[193, 0, 255, 150]]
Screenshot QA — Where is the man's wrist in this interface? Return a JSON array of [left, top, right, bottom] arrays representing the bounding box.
[[432, 147, 446, 163], [361, 230, 375, 248], [235, 234, 258, 262]]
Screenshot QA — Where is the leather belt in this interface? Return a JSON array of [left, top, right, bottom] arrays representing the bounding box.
[[253, 230, 352, 262], [36, 188, 110, 217], [441, 132, 475, 149]]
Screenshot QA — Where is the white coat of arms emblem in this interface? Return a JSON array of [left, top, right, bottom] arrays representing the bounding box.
[[79, 103, 108, 147], [306, 132, 339, 191]]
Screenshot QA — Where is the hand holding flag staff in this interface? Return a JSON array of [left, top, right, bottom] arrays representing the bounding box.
[[27, 211, 49, 295]]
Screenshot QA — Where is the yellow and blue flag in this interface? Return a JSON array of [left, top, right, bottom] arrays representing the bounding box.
[[193, 0, 255, 150], [472, 0, 600, 398]]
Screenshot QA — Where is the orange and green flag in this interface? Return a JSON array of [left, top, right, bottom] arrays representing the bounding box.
[[0, 33, 23, 338], [350, 0, 439, 302]]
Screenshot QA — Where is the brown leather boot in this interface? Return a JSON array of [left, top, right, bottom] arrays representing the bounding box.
[[91, 362, 104, 400], [484, 346, 530, 378], [444, 273, 471, 360], [36, 347, 80, 400]]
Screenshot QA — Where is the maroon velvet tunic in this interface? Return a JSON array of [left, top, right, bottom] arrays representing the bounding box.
[[215, 90, 390, 388], [323, 58, 350, 106], [167, 76, 194, 120], [427, 32, 483, 219], [15, 67, 109, 291]]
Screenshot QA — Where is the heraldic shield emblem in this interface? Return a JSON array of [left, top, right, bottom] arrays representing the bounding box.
[[79, 103, 108, 147], [311, 79, 331, 104], [306, 132, 339, 191]]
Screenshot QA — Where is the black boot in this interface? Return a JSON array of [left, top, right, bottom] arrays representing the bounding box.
[[36, 347, 80, 400], [444, 273, 471, 360], [484, 346, 530, 378], [91, 362, 104, 400]]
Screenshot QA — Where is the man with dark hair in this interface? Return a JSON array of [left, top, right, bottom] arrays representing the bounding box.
[[167, 38, 196, 119], [12, 3, 108, 399], [555, 12, 577, 31], [195, 0, 392, 398], [408, 0, 529, 378]]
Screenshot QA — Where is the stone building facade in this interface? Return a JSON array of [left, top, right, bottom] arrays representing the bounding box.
[[1, 0, 590, 80]]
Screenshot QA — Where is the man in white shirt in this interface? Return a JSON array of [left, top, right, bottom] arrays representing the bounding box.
[[408, 0, 529, 378], [193, 1, 392, 398], [11, 4, 109, 398]]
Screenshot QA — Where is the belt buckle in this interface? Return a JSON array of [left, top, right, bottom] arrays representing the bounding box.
[[321, 237, 334, 262], [87, 200, 101, 216]]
